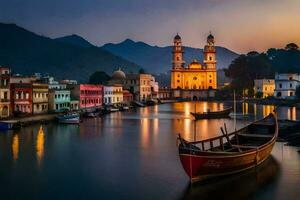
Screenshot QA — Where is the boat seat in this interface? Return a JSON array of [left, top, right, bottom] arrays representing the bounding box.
[[252, 121, 274, 126], [232, 144, 260, 149], [237, 133, 273, 138]]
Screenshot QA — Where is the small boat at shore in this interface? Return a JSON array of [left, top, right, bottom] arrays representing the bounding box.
[[83, 110, 101, 118], [0, 120, 20, 130], [56, 113, 80, 124], [177, 113, 278, 183], [190, 107, 232, 120]]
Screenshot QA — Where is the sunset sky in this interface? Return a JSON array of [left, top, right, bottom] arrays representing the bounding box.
[[0, 0, 299, 53]]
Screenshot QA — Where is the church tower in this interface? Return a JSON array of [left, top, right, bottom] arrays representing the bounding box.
[[172, 34, 185, 69], [203, 33, 216, 70]]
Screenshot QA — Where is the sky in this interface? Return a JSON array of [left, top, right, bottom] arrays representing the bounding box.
[[0, 0, 299, 53]]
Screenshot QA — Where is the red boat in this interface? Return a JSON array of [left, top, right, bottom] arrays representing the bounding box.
[[177, 113, 278, 182]]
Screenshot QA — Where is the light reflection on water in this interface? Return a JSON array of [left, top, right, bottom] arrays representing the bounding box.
[[0, 101, 299, 200]]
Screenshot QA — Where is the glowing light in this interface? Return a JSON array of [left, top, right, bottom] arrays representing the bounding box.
[[263, 105, 275, 117], [141, 118, 149, 148], [36, 126, 45, 164], [184, 103, 191, 116], [12, 134, 19, 161], [242, 102, 248, 115]]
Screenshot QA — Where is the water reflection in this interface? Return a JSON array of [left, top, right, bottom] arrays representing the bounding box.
[[0, 102, 299, 200], [12, 134, 19, 161], [36, 126, 44, 165], [180, 156, 280, 200]]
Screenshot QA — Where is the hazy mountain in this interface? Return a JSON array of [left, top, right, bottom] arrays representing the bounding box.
[[102, 39, 240, 74], [0, 23, 140, 82], [55, 34, 94, 48]]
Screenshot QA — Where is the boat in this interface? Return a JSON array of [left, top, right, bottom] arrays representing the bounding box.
[[105, 105, 119, 112], [56, 112, 80, 124], [120, 105, 130, 111], [177, 113, 278, 182], [190, 107, 232, 120], [0, 120, 20, 130], [83, 110, 100, 118]]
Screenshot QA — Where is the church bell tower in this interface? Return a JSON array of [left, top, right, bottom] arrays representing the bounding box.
[[203, 33, 216, 70], [172, 34, 185, 69]]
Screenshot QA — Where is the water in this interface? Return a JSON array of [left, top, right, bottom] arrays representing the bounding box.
[[0, 102, 299, 200]]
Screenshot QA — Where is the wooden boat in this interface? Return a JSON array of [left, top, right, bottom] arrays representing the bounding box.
[[177, 113, 278, 182], [56, 112, 80, 124], [190, 107, 232, 120]]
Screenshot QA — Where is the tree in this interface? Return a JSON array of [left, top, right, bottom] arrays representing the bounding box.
[[139, 68, 146, 74], [88, 71, 111, 84], [285, 43, 299, 51], [255, 92, 263, 99], [224, 53, 274, 95]]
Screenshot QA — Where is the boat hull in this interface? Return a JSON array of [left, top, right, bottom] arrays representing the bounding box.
[[191, 107, 232, 120], [58, 117, 80, 124], [178, 113, 278, 182], [179, 141, 275, 182]]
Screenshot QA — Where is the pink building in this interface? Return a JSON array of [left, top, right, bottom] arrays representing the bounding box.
[[68, 84, 103, 110]]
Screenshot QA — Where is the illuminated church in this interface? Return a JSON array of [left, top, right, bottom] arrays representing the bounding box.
[[170, 33, 217, 90]]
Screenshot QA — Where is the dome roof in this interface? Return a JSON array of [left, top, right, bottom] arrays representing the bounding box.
[[174, 34, 181, 40], [112, 68, 126, 80], [189, 59, 201, 69], [207, 33, 214, 40]]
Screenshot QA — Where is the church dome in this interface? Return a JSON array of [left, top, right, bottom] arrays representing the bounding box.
[[112, 68, 126, 80], [207, 34, 214, 40], [174, 34, 181, 40], [189, 59, 201, 69]]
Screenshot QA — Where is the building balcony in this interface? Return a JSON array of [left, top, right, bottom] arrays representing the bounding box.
[[0, 99, 10, 103]]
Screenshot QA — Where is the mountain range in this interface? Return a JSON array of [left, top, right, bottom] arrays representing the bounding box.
[[102, 39, 239, 74], [0, 22, 239, 83], [0, 23, 140, 82]]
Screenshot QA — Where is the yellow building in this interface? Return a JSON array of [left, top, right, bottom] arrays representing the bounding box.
[[254, 79, 275, 98], [171, 34, 217, 90]]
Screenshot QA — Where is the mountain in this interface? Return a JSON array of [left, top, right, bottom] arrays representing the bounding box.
[[0, 23, 140, 82], [102, 39, 239, 74], [55, 34, 94, 48]]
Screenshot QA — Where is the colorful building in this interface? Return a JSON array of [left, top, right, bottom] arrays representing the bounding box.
[[103, 85, 123, 105], [69, 84, 103, 110], [124, 74, 153, 101], [10, 83, 33, 114], [123, 90, 133, 104], [170, 34, 217, 90], [70, 100, 79, 111], [0, 67, 11, 118], [32, 83, 49, 114], [48, 84, 71, 112], [254, 79, 275, 98]]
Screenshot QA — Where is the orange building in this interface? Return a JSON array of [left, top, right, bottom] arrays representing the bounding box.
[[170, 33, 217, 90]]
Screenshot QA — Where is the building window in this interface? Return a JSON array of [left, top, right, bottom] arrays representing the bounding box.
[[279, 83, 282, 88], [290, 83, 292, 88]]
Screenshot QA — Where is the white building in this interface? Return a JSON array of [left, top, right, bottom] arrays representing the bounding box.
[[274, 73, 300, 99], [103, 85, 123, 105]]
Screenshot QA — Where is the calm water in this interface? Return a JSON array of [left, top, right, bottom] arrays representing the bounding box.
[[0, 102, 299, 200]]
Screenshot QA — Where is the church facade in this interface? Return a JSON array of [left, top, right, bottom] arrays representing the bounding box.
[[170, 34, 217, 90]]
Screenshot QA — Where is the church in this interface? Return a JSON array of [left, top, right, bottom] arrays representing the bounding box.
[[170, 33, 217, 90]]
